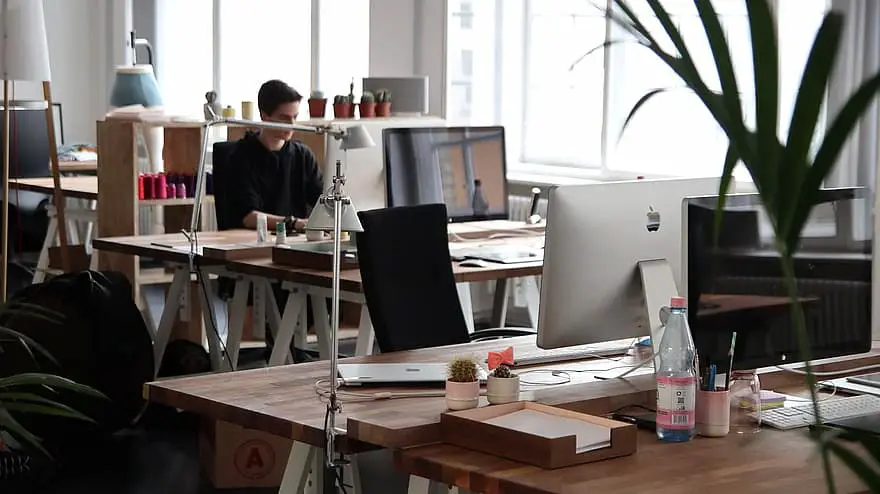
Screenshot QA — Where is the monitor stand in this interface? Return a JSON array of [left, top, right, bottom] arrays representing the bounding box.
[[638, 258, 679, 355]]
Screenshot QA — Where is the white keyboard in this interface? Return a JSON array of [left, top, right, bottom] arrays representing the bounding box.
[[759, 394, 880, 430]]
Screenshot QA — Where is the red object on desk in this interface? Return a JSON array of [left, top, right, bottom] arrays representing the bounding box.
[[137, 174, 145, 199], [157, 174, 167, 199], [143, 174, 155, 199]]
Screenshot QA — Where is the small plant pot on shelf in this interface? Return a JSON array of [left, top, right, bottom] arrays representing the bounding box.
[[486, 375, 520, 405], [375, 102, 392, 117], [359, 102, 376, 118], [308, 98, 327, 118], [446, 380, 480, 410], [333, 102, 352, 119]]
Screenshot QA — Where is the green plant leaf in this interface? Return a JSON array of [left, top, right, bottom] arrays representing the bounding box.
[[786, 69, 880, 254], [0, 373, 106, 400], [0, 408, 48, 458], [0, 391, 95, 423], [0, 326, 58, 367], [746, 0, 780, 207], [825, 439, 880, 492], [713, 143, 740, 245], [569, 39, 638, 72], [3, 402, 94, 423], [780, 11, 843, 228], [618, 88, 671, 141]]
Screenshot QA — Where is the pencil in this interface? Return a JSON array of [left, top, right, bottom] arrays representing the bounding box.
[[725, 331, 738, 389]]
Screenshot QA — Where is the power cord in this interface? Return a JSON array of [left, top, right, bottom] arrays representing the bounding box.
[[774, 362, 880, 378], [194, 257, 233, 371]]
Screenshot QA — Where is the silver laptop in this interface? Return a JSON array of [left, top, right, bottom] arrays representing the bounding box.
[[338, 363, 488, 386]]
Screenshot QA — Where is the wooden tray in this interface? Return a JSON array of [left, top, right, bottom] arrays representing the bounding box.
[[272, 242, 359, 270], [202, 242, 275, 261], [440, 401, 636, 469]]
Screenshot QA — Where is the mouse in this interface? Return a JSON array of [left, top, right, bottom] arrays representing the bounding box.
[[459, 259, 489, 268]]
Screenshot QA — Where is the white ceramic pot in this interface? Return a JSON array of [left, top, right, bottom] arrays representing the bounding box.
[[487, 375, 520, 405], [445, 380, 480, 410]]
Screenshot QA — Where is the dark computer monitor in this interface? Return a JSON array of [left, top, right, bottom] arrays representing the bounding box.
[[383, 126, 509, 222], [684, 187, 872, 370]]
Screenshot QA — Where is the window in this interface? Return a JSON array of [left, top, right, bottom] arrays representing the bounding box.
[[446, 0, 830, 180], [454, 1, 475, 29], [461, 49, 474, 77], [218, 0, 311, 114], [155, 0, 369, 119]]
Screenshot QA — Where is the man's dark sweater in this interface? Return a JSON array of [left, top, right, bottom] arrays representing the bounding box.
[[227, 131, 323, 227]]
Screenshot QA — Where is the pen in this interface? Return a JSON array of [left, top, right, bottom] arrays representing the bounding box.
[[708, 364, 716, 391], [725, 331, 738, 390]]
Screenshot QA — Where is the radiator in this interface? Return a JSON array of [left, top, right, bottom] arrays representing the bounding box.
[[714, 276, 871, 357], [508, 194, 548, 222]]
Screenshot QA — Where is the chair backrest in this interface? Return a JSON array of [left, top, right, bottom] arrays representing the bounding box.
[[211, 141, 238, 230], [355, 204, 471, 352]]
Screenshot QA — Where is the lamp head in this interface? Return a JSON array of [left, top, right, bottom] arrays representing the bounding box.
[[0, 0, 51, 82], [306, 197, 364, 233], [338, 125, 375, 150]]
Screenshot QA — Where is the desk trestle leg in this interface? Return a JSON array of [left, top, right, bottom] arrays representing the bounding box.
[[407, 476, 460, 494], [279, 441, 317, 494]]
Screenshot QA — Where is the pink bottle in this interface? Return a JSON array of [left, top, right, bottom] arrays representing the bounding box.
[[157, 173, 168, 199], [177, 183, 187, 199]]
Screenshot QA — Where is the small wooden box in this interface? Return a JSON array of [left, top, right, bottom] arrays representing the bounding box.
[[440, 402, 637, 469], [202, 242, 274, 261], [272, 242, 358, 270]]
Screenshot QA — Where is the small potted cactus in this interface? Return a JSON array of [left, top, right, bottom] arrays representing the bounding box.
[[486, 346, 519, 404], [446, 356, 480, 410], [308, 89, 327, 118], [333, 94, 353, 119], [359, 91, 376, 118], [486, 364, 520, 405], [375, 89, 392, 117]]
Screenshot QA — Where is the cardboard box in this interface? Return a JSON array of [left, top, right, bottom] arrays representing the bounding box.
[[200, 419, 293, 488]]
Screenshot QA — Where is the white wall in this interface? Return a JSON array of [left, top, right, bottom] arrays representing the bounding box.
[[10, 0, 127, 145], [369, 0, 446, 117]]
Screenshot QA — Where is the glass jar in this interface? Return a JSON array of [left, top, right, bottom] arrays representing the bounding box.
[[729, 370, 762, 434]]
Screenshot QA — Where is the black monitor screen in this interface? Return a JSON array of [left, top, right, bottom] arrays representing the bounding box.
[[686, 187, 872, 371], [383, 126, 509, 222]]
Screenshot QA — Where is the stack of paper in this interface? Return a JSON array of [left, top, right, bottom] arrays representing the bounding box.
[[484, 409, 611, 453]]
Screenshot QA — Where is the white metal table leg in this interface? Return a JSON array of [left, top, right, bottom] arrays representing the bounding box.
[[408, 476, 432, 494], [224, 277, 251, 368], [310, 294, 332, 359], [152, 267, 187, 376], [197, 268, 225, 371], [269, 288, 305, 366], [34, 213, 58, 284], [278, 441, 317, 494], [456, 283, 475, 333], [354, 304, 375, 356], [523, 276, 541, 328]]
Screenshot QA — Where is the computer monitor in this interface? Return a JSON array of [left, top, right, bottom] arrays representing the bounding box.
[[537, 177, 720, 349], [383, 126, 509, 222], [684, 187, 873, 370]]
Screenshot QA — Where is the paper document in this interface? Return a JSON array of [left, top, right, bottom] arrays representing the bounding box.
[[484, 409, 611, 453]]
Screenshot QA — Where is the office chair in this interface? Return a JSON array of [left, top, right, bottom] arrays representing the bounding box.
[[210, 141, 238, 231], [356, 204, 536, 353]]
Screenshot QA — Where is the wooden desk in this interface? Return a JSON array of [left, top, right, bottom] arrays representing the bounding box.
[[57, 159, 98, 173], [11, 175, 98, 200], [145, 338, 880, 493]]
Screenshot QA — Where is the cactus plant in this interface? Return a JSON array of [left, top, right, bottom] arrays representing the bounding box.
[[376, 89, 392, 103], [309, 89, 325, 100], [360, 91, 375, 103], [334, 95, 347, 104], [447, 356, 479, 383], [491, 364, 515, 379]]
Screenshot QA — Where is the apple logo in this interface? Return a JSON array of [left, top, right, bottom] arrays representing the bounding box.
[[646, 206, 661, 232]]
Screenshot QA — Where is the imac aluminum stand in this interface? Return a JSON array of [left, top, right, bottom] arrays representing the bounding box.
[[638, 258, 679, 355]]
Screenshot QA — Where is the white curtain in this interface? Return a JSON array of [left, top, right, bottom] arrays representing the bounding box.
[[826, 0, 880, 189]]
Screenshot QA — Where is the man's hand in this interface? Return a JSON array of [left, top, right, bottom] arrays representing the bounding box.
[[294, 218, 308, 232]]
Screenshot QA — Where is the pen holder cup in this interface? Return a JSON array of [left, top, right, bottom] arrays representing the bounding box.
[[696, 389, 730, 437]]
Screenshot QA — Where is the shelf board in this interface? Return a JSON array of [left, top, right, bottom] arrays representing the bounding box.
[[140, 195, 216, 207]]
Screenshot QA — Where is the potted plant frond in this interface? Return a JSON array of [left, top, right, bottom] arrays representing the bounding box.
[[600, 0, 880, 490]]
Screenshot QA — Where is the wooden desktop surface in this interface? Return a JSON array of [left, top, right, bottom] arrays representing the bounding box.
[[57, 159, 98, 173], [144, 337, 880, 457], [395, 427, 867, 494], [92, 231, 261, 265], [10, 176, 98, 200]]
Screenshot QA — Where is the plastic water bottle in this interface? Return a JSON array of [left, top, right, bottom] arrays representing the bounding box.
[[655, 296, 697, 442]]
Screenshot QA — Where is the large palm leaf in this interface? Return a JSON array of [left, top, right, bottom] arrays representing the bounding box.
[[606, 0, 880, 491]]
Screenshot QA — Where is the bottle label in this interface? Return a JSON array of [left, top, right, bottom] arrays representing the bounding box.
[[656, 375, 696, 429]]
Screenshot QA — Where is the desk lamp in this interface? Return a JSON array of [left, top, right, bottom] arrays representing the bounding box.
[[188, 110, 374, 485], [0, 0, 67, 300]]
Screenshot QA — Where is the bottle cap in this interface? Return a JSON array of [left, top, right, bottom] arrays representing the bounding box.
[[670, 296, 687, 308]]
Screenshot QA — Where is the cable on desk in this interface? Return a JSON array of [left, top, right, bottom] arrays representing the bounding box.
[[314, 379, 484, 402]]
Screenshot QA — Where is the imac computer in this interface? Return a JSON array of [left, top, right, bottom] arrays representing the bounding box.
[[684, 187, 873, 370], [537, 177, 720, 350], [383, 126, 509, 222]]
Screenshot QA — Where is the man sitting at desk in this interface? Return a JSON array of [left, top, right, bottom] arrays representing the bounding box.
[[227, 79, 323, 363], [228, 79, 323, 232]]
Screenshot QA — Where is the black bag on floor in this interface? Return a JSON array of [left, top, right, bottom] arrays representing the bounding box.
[[0, 270, 154, 446]]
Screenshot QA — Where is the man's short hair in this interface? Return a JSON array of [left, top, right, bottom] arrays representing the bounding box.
[[257, 80, 303, 116]]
